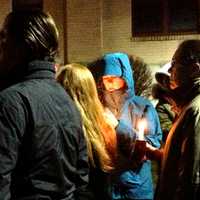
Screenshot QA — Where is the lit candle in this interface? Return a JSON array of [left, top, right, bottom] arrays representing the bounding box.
[[137, 118, 147, 140], [133, 118, 147, 163]]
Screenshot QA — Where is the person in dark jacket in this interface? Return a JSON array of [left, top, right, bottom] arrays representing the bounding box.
[[0, 11, 91, 200], [151, 64, 176, 191], [154, 39, 200, 200], [89, 53, 162, 200], [152, 62, 176, 144], [152, 83, 175, 142]]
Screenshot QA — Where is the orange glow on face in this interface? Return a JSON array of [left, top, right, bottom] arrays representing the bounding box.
[[102, 76, 126, 92]]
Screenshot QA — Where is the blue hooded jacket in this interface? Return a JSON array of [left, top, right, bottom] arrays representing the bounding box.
[[102, 53, 162, 199]]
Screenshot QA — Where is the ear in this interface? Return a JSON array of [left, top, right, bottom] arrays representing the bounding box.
[[189, 62, 200, 78], [195, 62, 200, 71]]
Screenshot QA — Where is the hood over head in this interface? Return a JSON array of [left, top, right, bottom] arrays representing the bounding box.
[[103, 52, 135, 97]]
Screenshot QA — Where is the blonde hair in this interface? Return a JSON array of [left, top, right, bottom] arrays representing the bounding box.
[[56, 63, 117, 171]]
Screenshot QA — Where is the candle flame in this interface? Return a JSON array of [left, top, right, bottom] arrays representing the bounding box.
[[137, 118, 147, 140]]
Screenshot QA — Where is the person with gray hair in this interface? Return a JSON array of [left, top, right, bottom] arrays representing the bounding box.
[[154, 39, 200, 200], [0, 11, 91, 200]]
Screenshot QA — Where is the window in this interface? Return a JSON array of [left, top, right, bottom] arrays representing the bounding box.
[[12, 0, 43, 11], [132, 0, 200, 37]]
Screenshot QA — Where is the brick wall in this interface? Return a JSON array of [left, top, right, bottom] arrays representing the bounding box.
[[101, 0, 200, 65], [44, 0, 65, 63], [1, 0, 200, 66], [66, 0, 102, 63], [66, 0, 200, 66], [0, 0, 11, 27]]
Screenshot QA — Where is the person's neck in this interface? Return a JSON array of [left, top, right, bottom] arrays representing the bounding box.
[[105, 94, 126, 119]]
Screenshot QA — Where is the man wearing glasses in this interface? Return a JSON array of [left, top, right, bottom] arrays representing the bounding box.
[[155, 40, 200, 200]]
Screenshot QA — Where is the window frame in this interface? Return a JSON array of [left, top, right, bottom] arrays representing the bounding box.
[[132, 0, 200, 37]]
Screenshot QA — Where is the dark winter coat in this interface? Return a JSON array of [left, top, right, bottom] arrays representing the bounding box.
[[0, 60, 90, 200], [155, 78, 200, 200], [156, 101, 175, 142], [152, 84, 175, 143]]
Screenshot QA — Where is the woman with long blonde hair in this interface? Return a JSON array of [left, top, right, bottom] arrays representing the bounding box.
[[56, 63, 118, 173]]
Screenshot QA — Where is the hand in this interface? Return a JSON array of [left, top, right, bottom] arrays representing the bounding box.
[[145, 143, 163, 161], [134, 140, 147, 161]]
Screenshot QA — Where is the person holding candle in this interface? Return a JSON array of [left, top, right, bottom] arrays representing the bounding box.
[[88, 52, 162, 200], [153, 39, 200, 200]]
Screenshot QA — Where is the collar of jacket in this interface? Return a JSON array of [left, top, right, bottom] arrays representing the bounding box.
[[0, 60, 56, 91], [186, 78, 200, 100], [176, 77, 200, 110], [24, 60, 56, 80]]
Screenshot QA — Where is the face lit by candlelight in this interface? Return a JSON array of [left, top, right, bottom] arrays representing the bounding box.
[[137, 118, 147, 140], [102, 75, 126, 92]]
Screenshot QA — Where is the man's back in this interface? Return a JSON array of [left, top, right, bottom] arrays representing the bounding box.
[[0, 61, 89, 200]]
